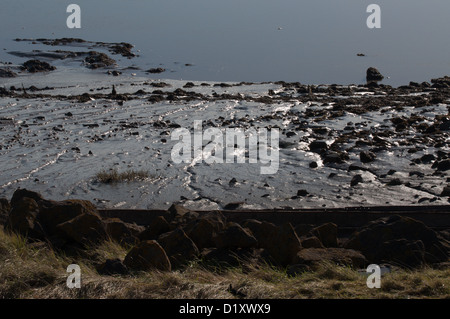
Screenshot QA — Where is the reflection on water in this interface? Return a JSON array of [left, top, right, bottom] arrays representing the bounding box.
[[0, 0, 449, 86]]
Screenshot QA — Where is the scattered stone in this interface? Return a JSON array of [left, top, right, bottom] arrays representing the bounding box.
[[147, 68, 166, 74]]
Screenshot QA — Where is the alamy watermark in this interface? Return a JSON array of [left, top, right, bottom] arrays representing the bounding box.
[[66, 264, 81, 289], [170, 120, 279, 175]]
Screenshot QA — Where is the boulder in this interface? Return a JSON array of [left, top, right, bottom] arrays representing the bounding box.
[[21, 59, 56, 73], [10, 188, 43, 207], [168, 204, 199, 226], [96, 258, 128, 276], [0, 198, 10, 226], [104, 218, 144, 245], [184, 211, 226, 249], [345, 215, 449, 265], [214, 222, 258, 249], [6, 197, 45, 239], [137, 215, 171, 241], [241, 219, 278, 248], [360, 151, 376, 163], [366, 67, 384, 82], [293, 248, 367, 269], [310, 223, 338, 248], [55, 213, 108, 246], [123, 240, 171, 271], [309, 140, 328, 154], [0, 68, 17, 78], [38, 199, 100, 235], [301, 236, 325, 249], [261, 223, 302, 266], [158, 228, 199, 268]]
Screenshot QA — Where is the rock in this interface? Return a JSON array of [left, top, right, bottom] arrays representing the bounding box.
[[311, 223, 338, 247], [366, 67, 384, 82], [345, 215, 449, 266], [214, 222, 258, 249], [360, 151, 376, 163], [0, 68, 17, 78], [55, 212, 108, 246], [297, 189, 309, 197], [104, 218, 144, 245], [440, 186, 450, 197], [378, 239, 426, 267], [10, 188, 43, 207], [184, 211, 226, 249], [0, 198, 11, 226], [242, 219, 278, 248], [38, 199, 100, 235], [301, 236, 325, 249], [436, 160, 450, 171], [123, 240, 171, 271], [351, 174, 363, 187], [322, 151, 348, 164], [168, 204, 199, 226], [21, 60, 56, 73], [96, 258, 128, 275], [264, 223, 302, 266], [158, 228, 199, 269], [293, 248, 368, 269], [137, 215, 171, 241], [6, 197, 46, 240], [309, 161, 318, 169], [84, 51, 116, 69], [147, 68, 166, 74], [309, 140, 328, 153]]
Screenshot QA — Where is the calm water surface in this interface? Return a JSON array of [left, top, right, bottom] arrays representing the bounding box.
[[1, 0, 449, 86]]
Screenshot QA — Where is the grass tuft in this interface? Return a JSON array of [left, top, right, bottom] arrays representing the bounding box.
[[96, 168, 152, 184]]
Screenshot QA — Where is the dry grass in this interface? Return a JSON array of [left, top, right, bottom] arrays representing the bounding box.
[[0, 226, 449, 299], [96, 168, 152, 184]]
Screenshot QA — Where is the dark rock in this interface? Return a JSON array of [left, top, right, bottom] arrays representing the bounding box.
[[167, 204, 199, 226], [440, 186, 450, 197], [436, 160, 450, 171], [360, 151, 376, 163], [309, 161, 318, 169], [214, 222, 258, 249], [97, 258, 128, 275], [351, 174, 363, 187], [0, 68, 17, 78], [345, 215, 449, 266], [137, 215, 171, 241], [158, 228, 199, 268], [123, 240, 171, 271], [84, 51, 116, 69], [0, 198, 10, 226], [309, 140, 328, 153], [184, 211, 226, 249], [5, 197, 46, 240], [104, 218, 144, 245], [147, 68, 166, 74], [311, 223, 338, 248], [301, 236, 325, 249], [21, 60, 56, 73], [296, 189, 309, 197], [55, 212, 108, 246], [263, 223, 302, 266], [10, 188, 43, 207], [366, 67, 384, 82]]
